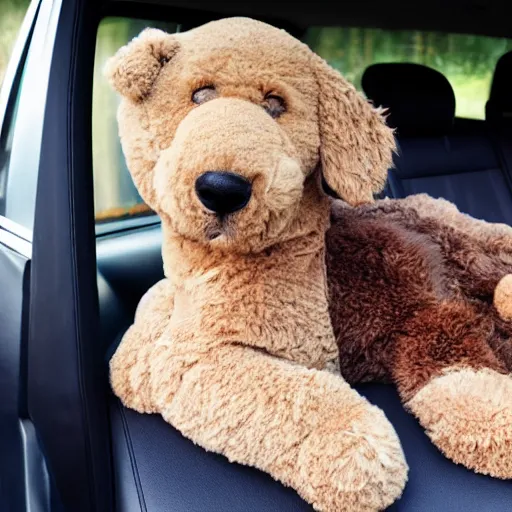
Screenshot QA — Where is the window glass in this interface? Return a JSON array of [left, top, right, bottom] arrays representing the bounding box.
[[0, 0, 31, 217], [92, 17, 180, 223], [0, 0, 30, 88], [93, 20, 512, 223], [305, 28, 512, 120]]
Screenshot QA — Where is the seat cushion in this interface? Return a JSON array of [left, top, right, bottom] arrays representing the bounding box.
[[110, 383, 512, 512], [486, 50, 512, 195], [362, 62, 512, 225], [388, 136, 512, 225]]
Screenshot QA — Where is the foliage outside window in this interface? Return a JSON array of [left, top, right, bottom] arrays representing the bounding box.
[[0, 0, 30, 215], [92, 17, 179, 223], [0, 0, 30, 87], [306, 27, 512, 120]]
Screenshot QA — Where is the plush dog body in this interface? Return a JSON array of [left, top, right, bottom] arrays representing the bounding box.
[[106, 17, 512, 512], [327, 195, 512, 479]]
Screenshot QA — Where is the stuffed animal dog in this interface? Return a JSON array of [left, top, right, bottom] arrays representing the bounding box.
[[106, 17, 512, 511]]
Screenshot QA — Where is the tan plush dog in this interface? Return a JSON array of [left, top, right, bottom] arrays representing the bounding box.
[[106, 16, 512, 512], [106, 16, 407, 511]]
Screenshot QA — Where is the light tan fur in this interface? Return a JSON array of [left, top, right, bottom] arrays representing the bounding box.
[[392, 193, 512, 258], [107, 17, 407, 511], [495, 275, 512, 320], [373, 193, 512, 246], [407, 367, 512, 478]]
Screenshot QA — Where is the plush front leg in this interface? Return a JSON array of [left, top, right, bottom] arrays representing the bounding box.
[[110, 278, 174, 413], [392, 301, 512, 479], [142, 342, 407, 512]]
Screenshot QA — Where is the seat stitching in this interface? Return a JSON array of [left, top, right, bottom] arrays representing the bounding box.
[[117, 400, 148, 512]]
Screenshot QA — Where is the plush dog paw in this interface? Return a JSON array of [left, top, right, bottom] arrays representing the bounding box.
[[296, 403, 408, 511], [494, 274, 512, 321], [407, 367, 512, 479]]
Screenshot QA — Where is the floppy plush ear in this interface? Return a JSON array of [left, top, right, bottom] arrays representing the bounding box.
[[104, 28, 180, 102], [312, 54, 396, 205]]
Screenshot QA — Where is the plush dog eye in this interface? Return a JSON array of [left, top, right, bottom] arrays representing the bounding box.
[[192, 86, 217, 104], [263, 94, 286, 118]]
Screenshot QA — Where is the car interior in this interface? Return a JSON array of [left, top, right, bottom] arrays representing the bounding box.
[[364, 58, 512, 223], [92, 3, 512, 511], [3, 0, 512, 511]]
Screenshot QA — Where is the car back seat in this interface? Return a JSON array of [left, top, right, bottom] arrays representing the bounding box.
[[99, 223, 512, 512], [486, 50, 512, 183], [362, 62, 512, 225]]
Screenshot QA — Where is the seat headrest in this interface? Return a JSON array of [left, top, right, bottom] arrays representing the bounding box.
[[486, 51, 512, 125], [362, 63, 455, 137]]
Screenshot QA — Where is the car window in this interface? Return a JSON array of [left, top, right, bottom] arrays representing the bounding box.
[[0, 0, 31, 219], [0, 0, 30, 88], [93, 20, 512, 224], [306, 27, 512, 121], [92, 17, 180, 224]]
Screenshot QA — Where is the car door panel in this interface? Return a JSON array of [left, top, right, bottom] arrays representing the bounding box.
[[0, 233, 32, 511]]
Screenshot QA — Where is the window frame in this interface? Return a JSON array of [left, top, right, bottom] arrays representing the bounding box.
[[27, 0, 115, 509]]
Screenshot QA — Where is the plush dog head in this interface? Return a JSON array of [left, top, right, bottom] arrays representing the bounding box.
[[106, 17, 395, 253]]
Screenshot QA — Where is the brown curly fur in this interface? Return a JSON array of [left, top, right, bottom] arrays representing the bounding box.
[[106, 17, 512, 512], [327, 197, 512, 479]]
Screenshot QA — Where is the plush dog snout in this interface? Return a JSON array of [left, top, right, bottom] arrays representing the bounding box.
[[195, 171, 252, 214]]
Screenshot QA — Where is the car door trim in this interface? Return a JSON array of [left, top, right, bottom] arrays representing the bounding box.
[[0, 228, 32, 258], [0, 215, 32, 242]]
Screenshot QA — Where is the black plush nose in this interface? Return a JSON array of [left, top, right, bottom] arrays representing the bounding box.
[[195, 171, 252, 214]]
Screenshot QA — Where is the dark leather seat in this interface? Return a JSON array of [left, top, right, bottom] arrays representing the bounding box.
[[109, 381, 512, 512], [100, 225, 512, 512], [362, 62, 512, 225], [486, 51, 512, 184], [486, 51, 512, 127]]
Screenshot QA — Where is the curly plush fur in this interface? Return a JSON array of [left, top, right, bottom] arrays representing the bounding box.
[[327, 197, 512, 479], [106, 17, 512, 511]]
